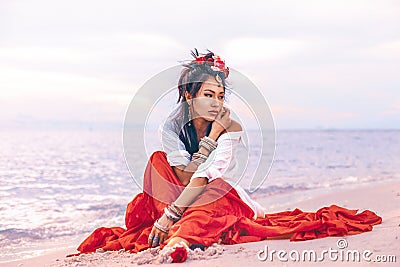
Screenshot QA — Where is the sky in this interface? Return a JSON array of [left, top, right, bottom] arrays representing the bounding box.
[[0, 0, 399, 130]]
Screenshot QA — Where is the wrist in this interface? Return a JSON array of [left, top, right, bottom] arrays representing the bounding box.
[[161, 213, 174, 225], [163, 204, 183, 223], [207, 131, 220, 141]]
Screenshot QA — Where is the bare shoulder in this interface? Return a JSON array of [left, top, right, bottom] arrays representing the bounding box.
[[227, 119, 243, 132]]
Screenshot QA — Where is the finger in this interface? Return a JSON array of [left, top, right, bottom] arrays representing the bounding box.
[[218, 108, 226, 118], [151, 236, 157, 247], [154, 237, 161, 247], [152, 231, 160, 247], [148, 228, 155, 246], [219, 108, 229, 121], [160, 234, 165, 245], [163, 233, 169, 244], [222, 109, 230, 120]]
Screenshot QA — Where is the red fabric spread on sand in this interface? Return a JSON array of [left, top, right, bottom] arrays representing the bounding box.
[[76, 151, 382, 254]]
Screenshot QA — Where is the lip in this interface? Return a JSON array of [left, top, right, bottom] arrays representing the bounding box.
[[208, 111, 219, 115]]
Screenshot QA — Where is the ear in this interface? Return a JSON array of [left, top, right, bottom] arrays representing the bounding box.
[[184, 91, 192, 100]]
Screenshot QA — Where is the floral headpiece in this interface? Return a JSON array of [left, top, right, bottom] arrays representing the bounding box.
[[190, 49, 230, 81]]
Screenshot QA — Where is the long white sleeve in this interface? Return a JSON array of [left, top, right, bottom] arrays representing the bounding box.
[[159, 123, 266, 220], [158, 124, 190, 167], [190, 130, 266, 220], [190, 131, 243, 182]]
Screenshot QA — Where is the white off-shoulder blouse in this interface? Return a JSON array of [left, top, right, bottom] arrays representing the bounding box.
[[158, 120, 266, 220]]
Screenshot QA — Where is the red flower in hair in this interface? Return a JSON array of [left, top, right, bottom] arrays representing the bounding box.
[[195, 56, 205, 64], [214, 58, 225, 69], [171, 246, 188, 263], [223, 67, 230, 78], [193, 52, 230, 78]]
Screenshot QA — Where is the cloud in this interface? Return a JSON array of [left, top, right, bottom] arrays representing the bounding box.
[[0, 0, 399, 129], [360, 39, 400, 60], [0, 65, 136, 96], [272, 105, 359, 119], [223, 37, 308, 63], [0, 32, 185, 79], [379, 101, 400, 115]]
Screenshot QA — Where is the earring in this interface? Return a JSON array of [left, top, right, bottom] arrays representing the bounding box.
[[215, 74, 222, 87], [188, 103, 192, 126]]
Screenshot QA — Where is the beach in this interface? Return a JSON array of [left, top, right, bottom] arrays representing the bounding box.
[[4, 180, 399, 267], [2, 0, 400, 264]]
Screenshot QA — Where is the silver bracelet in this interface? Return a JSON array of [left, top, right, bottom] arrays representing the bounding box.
[[199, 137, 217, 154], [199, 141, 215, 153], [192, 152, 208, 160], [192, 157, 206, 166], [170, 202, 184, 217], [154, 219, 170, 234], [202, 136, 218, 148], [191, 152, 208, 166], [191, 157, 205, 166], [164, 207, 181, 222]]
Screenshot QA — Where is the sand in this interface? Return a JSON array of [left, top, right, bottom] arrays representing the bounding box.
[[3, 181, 399, 267]]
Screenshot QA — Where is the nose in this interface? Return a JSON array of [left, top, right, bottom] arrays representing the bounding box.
[[210, 98, 221, 107]]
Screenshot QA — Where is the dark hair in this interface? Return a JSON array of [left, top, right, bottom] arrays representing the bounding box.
[[174, 49, 230, 155]]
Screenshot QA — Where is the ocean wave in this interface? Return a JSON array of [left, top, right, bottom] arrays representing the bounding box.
[[1, 129, 399, 262]]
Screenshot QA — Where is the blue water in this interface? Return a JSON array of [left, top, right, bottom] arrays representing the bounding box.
[[0, 129, 399, 262]]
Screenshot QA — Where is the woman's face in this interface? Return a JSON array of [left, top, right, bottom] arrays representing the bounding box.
[[191, 76, 225, 121]]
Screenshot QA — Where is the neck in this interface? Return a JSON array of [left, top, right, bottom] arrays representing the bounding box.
[[192, 118, 210, 139]]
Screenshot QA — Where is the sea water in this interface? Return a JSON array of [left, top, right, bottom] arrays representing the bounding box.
[[0, 129, 399, 262]]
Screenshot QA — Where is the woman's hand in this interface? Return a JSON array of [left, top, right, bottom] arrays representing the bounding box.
[[211, 106, 232, 135], [148, 213, 173, 247]]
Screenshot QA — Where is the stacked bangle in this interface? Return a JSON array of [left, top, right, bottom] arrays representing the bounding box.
[[199, 136, 217, 153], [191, 152, 207, 166], [192, 136, 218, 166], [164, 207, 180, 222], [190, 136, 218, 166], [158, 202, 184, 231], [170, 202, 183, 217], [154, 137, 217, 234], [192, 152, 208, 161], [154, 219, 170, 234]]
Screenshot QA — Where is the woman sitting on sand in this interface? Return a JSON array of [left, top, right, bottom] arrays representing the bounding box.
[[147, 49, 266, 249], [76, 49, 381, 256]]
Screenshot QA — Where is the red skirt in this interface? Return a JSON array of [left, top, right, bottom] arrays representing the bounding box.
[[76, 151, 382, 254]]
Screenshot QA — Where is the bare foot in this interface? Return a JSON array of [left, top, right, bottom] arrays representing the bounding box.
[[165, 236, 190, 248]]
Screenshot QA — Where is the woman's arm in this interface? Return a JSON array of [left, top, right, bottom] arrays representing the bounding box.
[[149, 110, 233, 247], [148, 175, 208, 246], [149, 121, 243, 247], [172, 130, 220, 186], [174, 176, 208, 207], [174, 120, 243, 206]]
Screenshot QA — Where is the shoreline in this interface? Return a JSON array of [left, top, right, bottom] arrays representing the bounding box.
[[3, 180, 399, 266]]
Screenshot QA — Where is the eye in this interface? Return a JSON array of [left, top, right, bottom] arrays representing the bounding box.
[[205, 93, 212, 97], [219, 96, 225, 100]]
